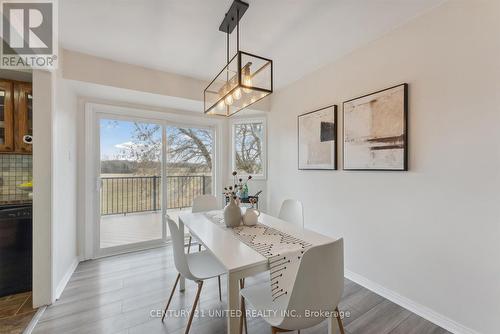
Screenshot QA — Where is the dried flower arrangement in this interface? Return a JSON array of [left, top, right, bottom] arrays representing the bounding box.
[[249, 197, 258, 208], [224, 171, 252, 200]]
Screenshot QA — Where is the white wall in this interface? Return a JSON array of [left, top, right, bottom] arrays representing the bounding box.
[[32, 70, 54, 307], [32, 64, 79, 307], [32, 57, 80, 307], [267, 1, 500, 334], [52, 68, 79, 298]]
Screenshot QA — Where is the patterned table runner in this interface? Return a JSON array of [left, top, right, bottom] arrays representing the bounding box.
[[204, 211, 311, 303]]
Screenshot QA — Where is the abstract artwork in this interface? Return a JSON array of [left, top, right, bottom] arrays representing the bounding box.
[[298, 105, 337, 170], [343, 84, 408, 171]]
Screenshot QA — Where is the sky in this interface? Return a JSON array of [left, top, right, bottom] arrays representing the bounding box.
[[100, 119, 138, 160]]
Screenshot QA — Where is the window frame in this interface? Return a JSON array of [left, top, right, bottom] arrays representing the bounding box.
[[230, 117, 267, 180]]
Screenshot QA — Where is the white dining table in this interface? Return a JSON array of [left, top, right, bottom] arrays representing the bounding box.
[[178, 210, 341, 334]]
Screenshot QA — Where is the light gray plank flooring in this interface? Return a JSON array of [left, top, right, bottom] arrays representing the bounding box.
[[34, 247, 451, 334]]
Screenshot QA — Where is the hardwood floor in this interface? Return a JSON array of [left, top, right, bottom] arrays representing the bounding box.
[[33, 247, 450, 334], [0, 291, 37, 334]]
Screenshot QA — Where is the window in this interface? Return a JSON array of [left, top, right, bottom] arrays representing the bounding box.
[[231, 118, 266, 179]]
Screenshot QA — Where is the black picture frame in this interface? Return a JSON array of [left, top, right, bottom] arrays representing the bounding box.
[[298, 105, 338, 170], [342, 83, 408, 171]]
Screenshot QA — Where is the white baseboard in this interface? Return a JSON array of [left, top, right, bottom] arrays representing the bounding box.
[[344, 270, 481, 334], [54, 258, 79, 300]]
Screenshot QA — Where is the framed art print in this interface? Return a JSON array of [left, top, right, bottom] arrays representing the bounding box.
[[298, 105, 337, 170], [343, 83, 408, 171]]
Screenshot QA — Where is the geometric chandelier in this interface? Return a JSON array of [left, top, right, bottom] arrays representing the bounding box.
[[204, 0, 273, 117]]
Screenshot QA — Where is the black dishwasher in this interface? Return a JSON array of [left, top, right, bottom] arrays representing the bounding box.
[[0, 204, 32, 297]]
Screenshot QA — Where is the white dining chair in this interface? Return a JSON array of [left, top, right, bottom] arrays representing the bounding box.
[[240, 238, 345, 334], [188, 195, 219, 253], [189, 194, 223, 300], [162, 216, 226, 333], [278, 199, 304, 227], [192, 194, 218, 213]]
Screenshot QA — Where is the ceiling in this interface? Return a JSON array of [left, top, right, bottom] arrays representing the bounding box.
[[60, 0, 444, 89]]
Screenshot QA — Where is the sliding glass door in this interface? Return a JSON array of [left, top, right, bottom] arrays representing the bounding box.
[[164, 125, 214, 222], [94, 114, 215, 257], [99, 118, 164, 251]]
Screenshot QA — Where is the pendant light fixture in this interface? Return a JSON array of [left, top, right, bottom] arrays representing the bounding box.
[[204, 0, 273, 117]]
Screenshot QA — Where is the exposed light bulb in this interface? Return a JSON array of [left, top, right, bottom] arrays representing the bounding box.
[[242, 75, 252, 93], [225, 94, 233, 106], [232, 88, 242, 100]]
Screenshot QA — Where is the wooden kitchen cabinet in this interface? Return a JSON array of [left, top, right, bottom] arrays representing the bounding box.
[[0, 80, 14, 152], [14, 82, 33, 153], [0, 79, 32, 154]]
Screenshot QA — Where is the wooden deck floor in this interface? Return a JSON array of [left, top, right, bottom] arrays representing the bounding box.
[[100, 209, 189, 248], [33, 247, 450, 334]]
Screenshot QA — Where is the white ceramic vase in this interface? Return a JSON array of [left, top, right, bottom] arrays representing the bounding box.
[[224, 197, 242, 227], [243, 207, 260, 226]]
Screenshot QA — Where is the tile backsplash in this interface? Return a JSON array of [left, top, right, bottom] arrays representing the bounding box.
[[0, 154, 32, 203]]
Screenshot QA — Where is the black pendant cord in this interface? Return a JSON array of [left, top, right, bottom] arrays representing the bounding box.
[[226, 23, 229, 80], [236, 9, 240, 52], [226, 25, 229, 65], [226, 23, 230, 115], [236, 9, 241, 89], [226, 29, 229, 81]]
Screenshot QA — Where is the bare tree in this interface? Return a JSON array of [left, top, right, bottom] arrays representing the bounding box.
[[234, 123, 263, 174], [116, 123, 162, 174], [167, 128, 212, 167], [117, 124, 213, 174]]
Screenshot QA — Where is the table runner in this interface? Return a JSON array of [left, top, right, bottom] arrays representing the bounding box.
[[204, 211, 311, 303]]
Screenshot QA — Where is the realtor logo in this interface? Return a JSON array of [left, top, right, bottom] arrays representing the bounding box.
[[1, 0, 58, 69]]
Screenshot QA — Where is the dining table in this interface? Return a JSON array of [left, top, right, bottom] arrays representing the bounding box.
[[177, 209, 341, 334]]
